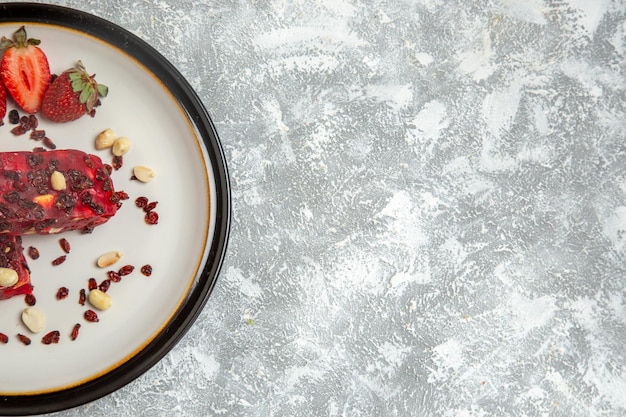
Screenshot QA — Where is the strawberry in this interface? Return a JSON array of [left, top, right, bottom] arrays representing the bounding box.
[[41, 60, 108, 123], [0, 26, 51, 114]]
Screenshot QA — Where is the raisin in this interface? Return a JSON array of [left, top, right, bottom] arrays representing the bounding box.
[[78, 288, 86, 306], [84, 309, 99, 322], [140, 264, 152, 276], [118, 265, 134, 276], [2, 170, 19, 180], [84, 155, 94, 169], [0, 332, 8, 343], [55, 192, 76, 213], [52, 255, 66, 266], [25, 294, 36, 306], [41, 330, 60, 345], [13, 180, 28, 192], [56, 287, 69, 300], [17, 333, 31, 345], [26, 153, 44, 168], [135, 196, 148, 208], [8, 110, 19, 124], [82, 223, 95, 234], [3, 190, 20, 203], [70, 323, 81, 340], [145, 211, 159, 225], [67, 169, 93, 191], [59, 238, 71, 253], [88, 278, 97, 291]]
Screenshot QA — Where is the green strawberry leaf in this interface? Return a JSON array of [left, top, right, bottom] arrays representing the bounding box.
[[68, 72, 83, 81], [79, 84, 95, 104], [71, 78, 87, 92], [97, 84, 109, 97]]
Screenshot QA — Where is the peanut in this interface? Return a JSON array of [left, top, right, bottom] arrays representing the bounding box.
[[0, 267, 18, 287], [50, 171, 66, 191], [133, 165, 156, 183], [96, 251, 123, 268], [95, 128, 116, 150], [22, 307, 46, 333], [88, 289, 112, 311], [112, 137, 131, 156]]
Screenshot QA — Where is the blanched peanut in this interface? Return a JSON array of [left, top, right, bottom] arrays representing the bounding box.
[[50, 171, 66, 191], [0, 267, 18, 287], [95, 128, 116, 150], [22, 307, 46, 333], [112, 137, 131, 156], [133, 165, 156, 183], [88, 289, 112, 311], [97, 251, 122, 268]]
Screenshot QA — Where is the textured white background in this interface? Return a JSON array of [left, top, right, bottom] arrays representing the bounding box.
[[3, 0, 625, 416]]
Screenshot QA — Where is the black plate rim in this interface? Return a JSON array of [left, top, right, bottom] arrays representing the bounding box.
[[0, 2, 231, 415]]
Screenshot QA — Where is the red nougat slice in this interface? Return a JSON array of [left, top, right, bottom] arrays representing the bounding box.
[[0, 235, 32, 300], [0, 149, 123, 235]]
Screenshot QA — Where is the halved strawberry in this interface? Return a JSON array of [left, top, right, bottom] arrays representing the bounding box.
[[41, 60, 108, 123], [0, 26, 51, 114]]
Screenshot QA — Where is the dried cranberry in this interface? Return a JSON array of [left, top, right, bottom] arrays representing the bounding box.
[[10, 125, 26, 135], [143, 201, 158, 213], [107, 270, 121, 282], [19, 115, 31, 129], [41, 330, 60, 345], [78, 288, 86, 306], [118, 265, 134, 276], [28, 114, 38, 129], [30, 129, 45, 140], [135, 196, 148, 208], [70, 323, 81, 340], [88, 278, 97, 291], [0, 332, 8, 343], [17, 333, 31, 345], [116, 190, 129, 200], [59, 238, 71, 253], [84, 309, 99, 322], [27, 246, 40, 260], [112, 155, 123, 170], [43, 137, 56, 149], [145, 211, 159, 225], [140, 264, 152, 277], [24, 293, 36, 306], [56, 287, 69, 300], [52, 255, 66, 266], [99, 279, 111, 293]]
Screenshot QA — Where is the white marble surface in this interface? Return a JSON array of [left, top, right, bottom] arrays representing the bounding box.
[[5, 0, 624, 415]]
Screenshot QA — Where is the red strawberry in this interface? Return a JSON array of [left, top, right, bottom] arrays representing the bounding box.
[[0, 26, 51, 114], [41, 60, 108, 123]]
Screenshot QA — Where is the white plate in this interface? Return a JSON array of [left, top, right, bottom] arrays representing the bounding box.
[[0, 3, 230, 414]]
